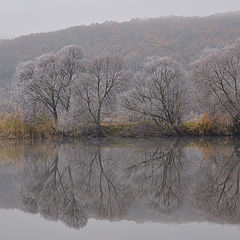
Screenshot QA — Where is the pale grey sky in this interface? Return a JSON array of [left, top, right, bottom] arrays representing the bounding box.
[[0, 0, 240, 38]]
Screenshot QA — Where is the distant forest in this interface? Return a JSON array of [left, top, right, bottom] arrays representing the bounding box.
[[1, 12, 240, 86]]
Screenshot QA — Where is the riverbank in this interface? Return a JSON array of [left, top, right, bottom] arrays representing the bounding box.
[[0, 113, 234, 139]]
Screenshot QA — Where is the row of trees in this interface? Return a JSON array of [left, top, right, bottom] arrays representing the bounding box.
[[10, 39, 240, 136], [13, 46, 129, 136]]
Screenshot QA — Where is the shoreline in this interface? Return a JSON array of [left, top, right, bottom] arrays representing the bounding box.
[[0, 120, 235, 140]]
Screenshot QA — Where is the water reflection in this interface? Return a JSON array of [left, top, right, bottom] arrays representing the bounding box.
[[19, 144, 87, 228], [126, 140, 186, 214], [193, 139, 240, 224], [0, 138, 240, 229]]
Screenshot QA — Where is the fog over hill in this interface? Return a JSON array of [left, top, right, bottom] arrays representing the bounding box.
[[1, 12, 240, 86]]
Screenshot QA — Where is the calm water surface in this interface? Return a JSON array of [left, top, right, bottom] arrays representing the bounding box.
[[0, 137, 240, 239]]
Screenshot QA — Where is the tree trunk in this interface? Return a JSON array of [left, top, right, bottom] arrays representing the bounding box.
[[53, 108, 58, 130], [232, 117, 240, 135], [96, 121, 104, 137], [96, 110, 103, 137], [172, 124, 182, 136]]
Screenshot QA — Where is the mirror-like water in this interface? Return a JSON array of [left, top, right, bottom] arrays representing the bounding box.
[[0, 137, 240, 239]]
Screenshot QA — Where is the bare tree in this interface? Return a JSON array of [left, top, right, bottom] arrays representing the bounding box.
[[12, 45, 83, 126], [57, 45, 84, 112], [73, 55, 129, 137], [124, 56, 187, 133], [191, 40, 240, 134]]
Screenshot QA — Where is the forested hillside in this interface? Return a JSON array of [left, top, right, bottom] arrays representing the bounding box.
[[1, 12, 240, 85]]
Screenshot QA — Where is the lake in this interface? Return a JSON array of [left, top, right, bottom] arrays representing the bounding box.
[[0, 137, 240, 239]]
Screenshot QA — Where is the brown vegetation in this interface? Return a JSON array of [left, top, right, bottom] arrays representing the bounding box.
[[0, 112, 236, 139], [0, 112, 54, 139]]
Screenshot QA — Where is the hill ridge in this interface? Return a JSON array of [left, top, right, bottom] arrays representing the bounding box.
[[1, 13, 240, 86]]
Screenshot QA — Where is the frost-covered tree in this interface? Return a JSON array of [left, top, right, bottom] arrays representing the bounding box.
[[57, 45, 84, 112], [191, 40, 240, 134], [124, 56, 187, 133], [73, 55, 129, 137], [12, 45, 83, 126]]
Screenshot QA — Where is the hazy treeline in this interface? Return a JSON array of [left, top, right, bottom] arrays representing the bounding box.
[[1, 13, 240, 86]]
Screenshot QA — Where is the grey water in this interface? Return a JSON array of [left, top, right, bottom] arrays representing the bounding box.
[[0, 137, 240, 239]]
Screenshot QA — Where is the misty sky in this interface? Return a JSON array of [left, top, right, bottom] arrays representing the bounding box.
[[0, 0, 240, 38]]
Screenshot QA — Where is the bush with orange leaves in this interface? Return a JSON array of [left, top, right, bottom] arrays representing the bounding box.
[[185, 113, 232, 136]]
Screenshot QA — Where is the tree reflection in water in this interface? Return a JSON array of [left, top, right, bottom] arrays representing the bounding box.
[[126, 140, 186, 214], [1, 138, 240, 229], [71, 143, 133, 220], [19, 144, 87, 229], [193, 139, 240, 223]]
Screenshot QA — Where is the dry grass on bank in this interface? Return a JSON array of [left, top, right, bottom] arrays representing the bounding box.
[[0, 112, 55, 139], [0, 112, 236, 139]]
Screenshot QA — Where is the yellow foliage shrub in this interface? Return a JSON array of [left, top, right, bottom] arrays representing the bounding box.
[[185, 113, 230, 135], [0, 112, 55, 139]]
